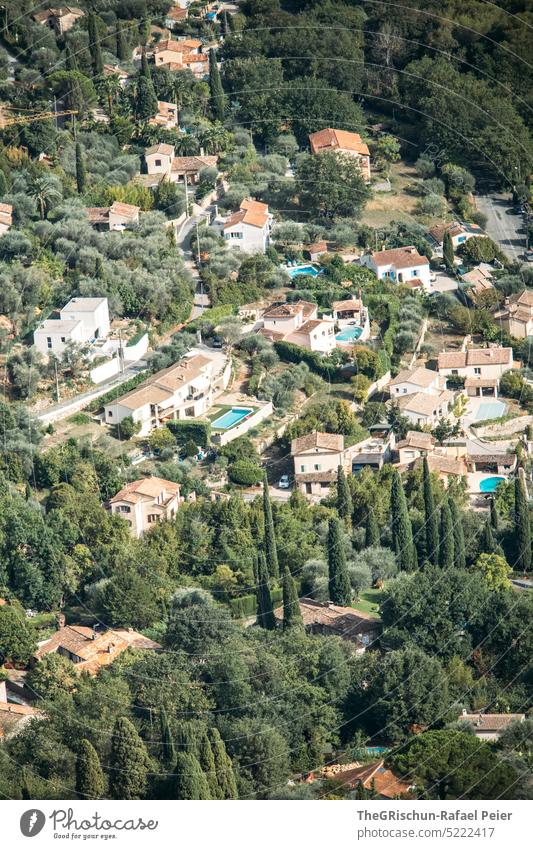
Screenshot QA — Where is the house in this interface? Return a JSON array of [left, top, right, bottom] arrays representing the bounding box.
[[104, 351, 230, 436], [144, 144, 218, 184], [149, 100, 179, 129], [0, 202, 13, 234], [85, 201, 140, 231], [291, 431, 345, 496], [438, 347, 514, 393], [460, 709, 525, 741], [429, 221, 484, 252], [413, 453, 467, 484], [396, 430, 436, 465], [466, 453, 517, 475], [348, 424, 396, 472], [107, 476, 182, 537], [461, 264, 494, 302], [216, 199, 273, 254], [33, 7, 84, 34], [494, 291, 533, 338], [166, 5, 189, 26], [0, 699, 43, 740], [324, 760, 414, 798], [390, 366, 445, 398], [305, 240, 328, 262], [308, 128, 371, 181], [34, 297, 110, 357], [261, 300, 336, 353], [34, 624, 161, 675], [361, 246, 431, 290], [397, 389, 454, 428], [103, 65, 131, 87], [274, 598, 381, 652], [153, 38, 208, 78]]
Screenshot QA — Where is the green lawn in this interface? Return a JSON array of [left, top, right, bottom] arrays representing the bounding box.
[[353, 587, 385, 617]]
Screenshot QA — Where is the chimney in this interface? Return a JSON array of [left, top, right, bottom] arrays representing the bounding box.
[[504, 296, 510, 306], [200, 146, 205, 157], [91, 627, 98, 640], [55, 613, 66, 630]]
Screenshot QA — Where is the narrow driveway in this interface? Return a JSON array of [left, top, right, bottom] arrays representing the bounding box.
[[475, 193, 525, 262]]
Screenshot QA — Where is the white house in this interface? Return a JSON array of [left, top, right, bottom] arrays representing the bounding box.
[[260, 301, 336, 354], [437, 346, 514, 396], [144, 144, 218, 184], [493, 291, 533, 339], [429, 221, 484, 253], [361, 246, 431, 290], [85, 201, 140, 231], [389, 367, 445, 398], [308, 128, 371, 182], [107, 476, 182, 538], [396, 389, 454, 428], [34, 297, 110, 357], [149, 100, 179, 129], [292, 431, 346, 496], [459, 710, 525, 742], [216, 199, 273, 254]]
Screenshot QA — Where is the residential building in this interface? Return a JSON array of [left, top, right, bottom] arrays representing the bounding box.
[[85, 201, 140, 231], [153, 38, 208, 78], [466, 453, 517, 475], [348, 424, 396, 472], [34, 624, 161, 675], [390, 366, 445, 398], [461, 264, 494, 302], [308, 128, 371, 181], [0, 699, 43, 740], [361, 246, 431, 290], [166, 4, 189, 26], [396, 430, 436, 465], [429, 221, 484, 252], [0, 202, 13, 234], [261, 300, 336, 353], [438, 346, 514, 392], [33, 7, 84, 34], [104, 351, 230, 436], [305, 240, 328, 262], [149, 100, 179, 129], [291, 431, 345, 496], [34, 297, 110, 356], [460, 710, 525, 741], [397, 389, 454, 428], [103, 65, 131, 87], [413, 453, 467, 484], [144, 143, 218, 184], [494, 291, 533, 338], [216, 199, 273, 254], [319, 760, 414, 798], [107, 476, 182, 537], [273, 598, 381, 652]]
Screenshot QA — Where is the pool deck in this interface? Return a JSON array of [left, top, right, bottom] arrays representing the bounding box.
[[467, 471, 509, 494]]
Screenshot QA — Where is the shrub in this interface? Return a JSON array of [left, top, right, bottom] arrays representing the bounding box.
[[167, 420, 212, 448], [228, 459, 262, 486]]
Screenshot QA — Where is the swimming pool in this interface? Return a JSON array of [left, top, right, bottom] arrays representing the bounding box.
[[211, 407, 254, 430], [479, 476, 506, 493], [336, 326, 363, 343], [473, 400, 507, 421], [287, 264, 322, 278]]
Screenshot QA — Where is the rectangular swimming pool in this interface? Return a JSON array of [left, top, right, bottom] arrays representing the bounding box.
[[211, 407, 254, 429], [336, 326, 363, 343], [473, 401, 507, 421]]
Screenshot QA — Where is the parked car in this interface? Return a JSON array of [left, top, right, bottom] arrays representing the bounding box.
[[524, 250, 533, 263], [278, 475, 290, 489]]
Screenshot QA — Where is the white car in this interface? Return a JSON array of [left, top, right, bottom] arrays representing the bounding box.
[[278, 475, 290, 489]]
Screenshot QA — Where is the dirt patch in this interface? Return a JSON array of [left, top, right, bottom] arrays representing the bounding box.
[[363, 163, 421, 227]]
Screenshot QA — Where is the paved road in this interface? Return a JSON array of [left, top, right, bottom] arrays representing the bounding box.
[[475, 193, 525, 263]]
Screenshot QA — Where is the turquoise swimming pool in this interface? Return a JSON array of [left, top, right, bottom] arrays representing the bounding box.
[[287, 264, 321, 278], [336, 326, 363, 343], [473, 400, 506, 421], [212, 407, 253, 429], [479, 476, 506, 493]]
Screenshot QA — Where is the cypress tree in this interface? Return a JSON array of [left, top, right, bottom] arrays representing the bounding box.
[[327, 516, 351, 605], [116, 20, 130, 61], [76, 739, 105, 799], [438, 499, 454, 569], [490, 497, 499, 531], [256, 551, 276, 629], [140, 47, 151, 79], [390, 469, 416, 571], [75, 143, 86, 194], [208, 727, 238, 799], [220, 10, 229, 38], [65, 43, 78, 72], [450, 498, 466, 569], [480, 519, 497, 555], [336, 464, 352, 521], [173, 752, 211, 800], [514, 474, 531, 572], [197, 730, 218, 798], [262, 472, 279, 579], [365, 508, 380, 548], [159, 706, 176, 767], [443, 230, 455, 272], [109, 717, 150, 800], [136, 76, 158, 121], [0, 170, 7, 196], [208, 49, 225, 121], [422, 457, 439, 565], [88, 13, 104, 77], [282, 563, 303, 630]]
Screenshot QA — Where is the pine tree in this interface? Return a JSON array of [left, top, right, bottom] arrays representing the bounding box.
[[282, 563, 303, 630], [136, 76, 158, 121], [75, 143, 86, 194], [438, 499, 454, 569], [76, 739, 105, 799], [390, 470, 416, 571], [197, 730, 218, 799], [443, 230, 455, 272], [109, 717, 150, 799], [327, 516, 351, 605], [490, 497, 499, 531], [173, 752, 211, 800], [514, 474, 531, 572], [116, 20, 130, 61], [449, 498, 466, 569], [422, 457, 439, 565], [336, 464, 352, 521], [159, 706, 176, 767], [256, 551, 276, 629], [480, 519, 497, 554], [262, 472, 279, 579], [365, 509, 380, 548], [88, 13, 104, 77], [208, 727, 238, 799], [208, 49, 225, 122]]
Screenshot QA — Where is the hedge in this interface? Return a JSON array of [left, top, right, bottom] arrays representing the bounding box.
[[230, 588, 283, 619], [84, 372, 148, 412], [273, 340, 344, 381], [166, 420, 212, 447]]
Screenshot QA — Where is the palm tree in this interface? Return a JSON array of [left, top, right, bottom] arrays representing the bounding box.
[[29, 174, 62, 219], [174, 133, 200, 156], [198, 123, 231, 154], [97, 73, 123, 117]]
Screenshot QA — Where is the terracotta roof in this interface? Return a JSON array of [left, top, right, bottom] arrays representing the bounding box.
[[370, 246, 429, 269], [274, 598, 380, 641], [240, 198, 270, 228], [109, 201, 139, 218], [438, 347, 513, 369], [307, 240, 328, 254], [331, 760, 413, 798], [413, 454, 466, 477], [297, 318, 331, 334], [332, 298, 363, 312], [0, 202, 12, 226], [309, 128, 370, 157], [295, 470, 338, 483], [103, 64, 129, 79], [429, 222, 453, 244], [154, 39, 184, 54], [109, 476, 180, 505], [178, 38, 202, 49], [167, 6, 188, 20], [461, 712, 525, 732], [397, 390, 452, 417], [85, 202, 139, 224], [264, 302, 303, 318], [171, 155, 218, 173], [397, 431, 436, 450], [464, 376, 499, 388], [35, 625, 161, 675], [390, 367, 439, 388], [292, 431, 344, 455], [109, 353, 213, 411], [468, 453, 516, 465], [85, 206, 110, 224], [145, 143, 175, 156]]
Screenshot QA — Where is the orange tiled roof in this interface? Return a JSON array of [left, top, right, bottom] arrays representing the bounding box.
[[292, 431, 344, 454], [437, 347, 513, 369], [309, 128, 370, 157], [371, 245, 429, 269], [109, 476, 180, 504]]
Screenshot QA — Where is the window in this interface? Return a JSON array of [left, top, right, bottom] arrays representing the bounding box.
[[147, 514, 158, 524], [47, 337, 52, 349], [117, 505, 130, 514], [474, 367, 481, 375], [300, 465, 306, 473], [403, 388, 407, 394], [314, 464, 321, 471], [108, 411, 113, 417], [451, 369, 458, 375], [60, 336, 66, 343], [458, 235, 466, 243], [155, 159, 161, 166]]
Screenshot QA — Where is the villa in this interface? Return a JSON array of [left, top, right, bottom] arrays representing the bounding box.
[[348, 423, 396, 472], [260, 301, 336, 353], [494, 291, 533, 338], [396, 431, 436, 465], [360, 246, 431, 290], [274, 598, 381, 652], [331, 296, 370, 339], [459, 710, 525, 741], [85, 201, 140, 231], [153, 38, 208, 77], [428, 221, 484, 253], [33, 6, 84, 34], [34, 297, 110, 357], [438, 346, 514, 395], [34, 624, 161, 675], [144, 143, 218, 185], [215, 199, 273, 254], [390, 366, 445, 398], [413, 453, 467, 484], [107, 476, 183, 537], [149, 100, 179, 129], [308, 128, 371, 181], [396, 390, 454, 428], [291, 431, 346, 496], [461, 264, 495, 303]]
